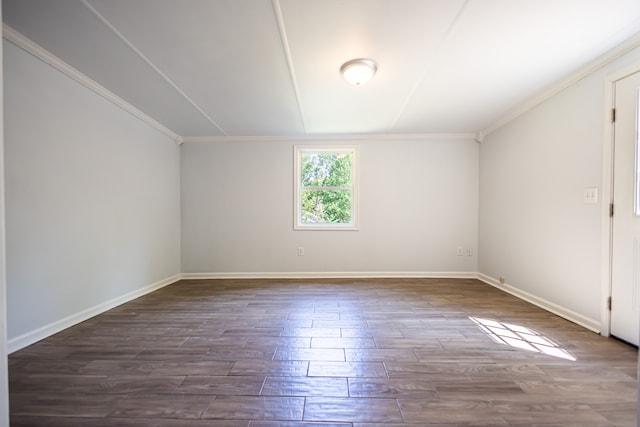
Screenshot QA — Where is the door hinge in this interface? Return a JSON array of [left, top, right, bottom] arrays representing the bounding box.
[[607, 296, 612, 311], [610, 203, 614, 217], [611, 108, 616, 123]]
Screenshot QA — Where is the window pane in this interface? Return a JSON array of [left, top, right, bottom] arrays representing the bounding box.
[[301, 190, 352, 224], [301, 152, 352, 187]]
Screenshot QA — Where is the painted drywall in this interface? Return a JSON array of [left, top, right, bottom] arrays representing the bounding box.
[[4, 40, 181, 343], [0, 1, 9, 424], [479, 44, 640, 329], [181, 138, 478, 276]]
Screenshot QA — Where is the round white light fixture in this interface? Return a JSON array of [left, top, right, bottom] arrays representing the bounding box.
[[340, 58, 377, 86]]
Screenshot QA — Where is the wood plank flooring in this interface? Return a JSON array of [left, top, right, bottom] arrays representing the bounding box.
[[8, 278, 638, 426]]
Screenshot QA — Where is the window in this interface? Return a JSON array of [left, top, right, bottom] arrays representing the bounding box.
[[294, 146, 358, 230]]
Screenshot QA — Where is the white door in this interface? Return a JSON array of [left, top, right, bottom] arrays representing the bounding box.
[[611, 70, 640, 346]]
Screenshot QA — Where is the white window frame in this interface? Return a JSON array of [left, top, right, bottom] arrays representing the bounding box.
[[294, 145, 359, 230]]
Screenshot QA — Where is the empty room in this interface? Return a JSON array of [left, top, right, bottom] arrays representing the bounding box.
[[1, 0, 640, 426]]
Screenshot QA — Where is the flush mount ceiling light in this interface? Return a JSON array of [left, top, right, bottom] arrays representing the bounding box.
[[340, 58, 377, 86]]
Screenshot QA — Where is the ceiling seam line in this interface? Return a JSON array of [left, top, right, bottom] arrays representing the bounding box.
[[79, 0, 228, 136], [271, 0, 308, 133], [390, 0, 471, 131]]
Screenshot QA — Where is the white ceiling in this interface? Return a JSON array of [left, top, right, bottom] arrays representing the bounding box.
[[4, 0, 640, 139]]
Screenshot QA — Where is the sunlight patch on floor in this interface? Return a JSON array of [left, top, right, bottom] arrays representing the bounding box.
[[469, 316, 576, 361]]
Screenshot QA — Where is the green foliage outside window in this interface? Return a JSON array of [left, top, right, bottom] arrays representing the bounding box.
[[300, 152, 353, 224]]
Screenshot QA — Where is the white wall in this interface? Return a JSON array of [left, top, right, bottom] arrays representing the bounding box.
[[4, 40, 181, 348], [479, 45, 640, 331], [0, 2, 9, 424], [181, 138, 479, 276]]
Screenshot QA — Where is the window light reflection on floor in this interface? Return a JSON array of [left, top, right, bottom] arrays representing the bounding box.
[[469, 316, 576, 361]]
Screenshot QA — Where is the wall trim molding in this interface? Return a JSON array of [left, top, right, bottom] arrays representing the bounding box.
[[8, 271, 603, 353], [476, 273, 601, 333], [2, 24, 183, 145], [182, 133, 477, 144], [482, 31, 640, 137], [7, 274, 181, 354], [181, 272, 602, 333], [180, 271, 478, 280]]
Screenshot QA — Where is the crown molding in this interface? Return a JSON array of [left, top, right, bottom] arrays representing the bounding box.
[[482, 30, 640, 137], [182, 132, 476, 143], [3, 24, 184, 145]]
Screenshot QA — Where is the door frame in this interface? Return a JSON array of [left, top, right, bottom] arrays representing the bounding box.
[[601, 61, 640, 337]]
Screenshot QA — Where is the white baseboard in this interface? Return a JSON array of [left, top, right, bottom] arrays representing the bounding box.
[[476, 273, 601, 333], [180, 271, 479, 280], [183, 272, 601, 333], [9, 271, 601, 353], [8, 274, 181, 354]]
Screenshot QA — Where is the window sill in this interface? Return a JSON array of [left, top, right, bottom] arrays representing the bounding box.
[[294, 224, 359, 231]]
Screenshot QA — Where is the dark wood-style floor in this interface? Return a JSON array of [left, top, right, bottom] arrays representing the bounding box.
[[8, 278, 638, 426]]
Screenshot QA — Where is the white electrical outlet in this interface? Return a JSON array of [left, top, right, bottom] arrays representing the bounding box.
[[466, 248, 473, 256], [583, 187, 598, 204], [297, 247, 305, 256]]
